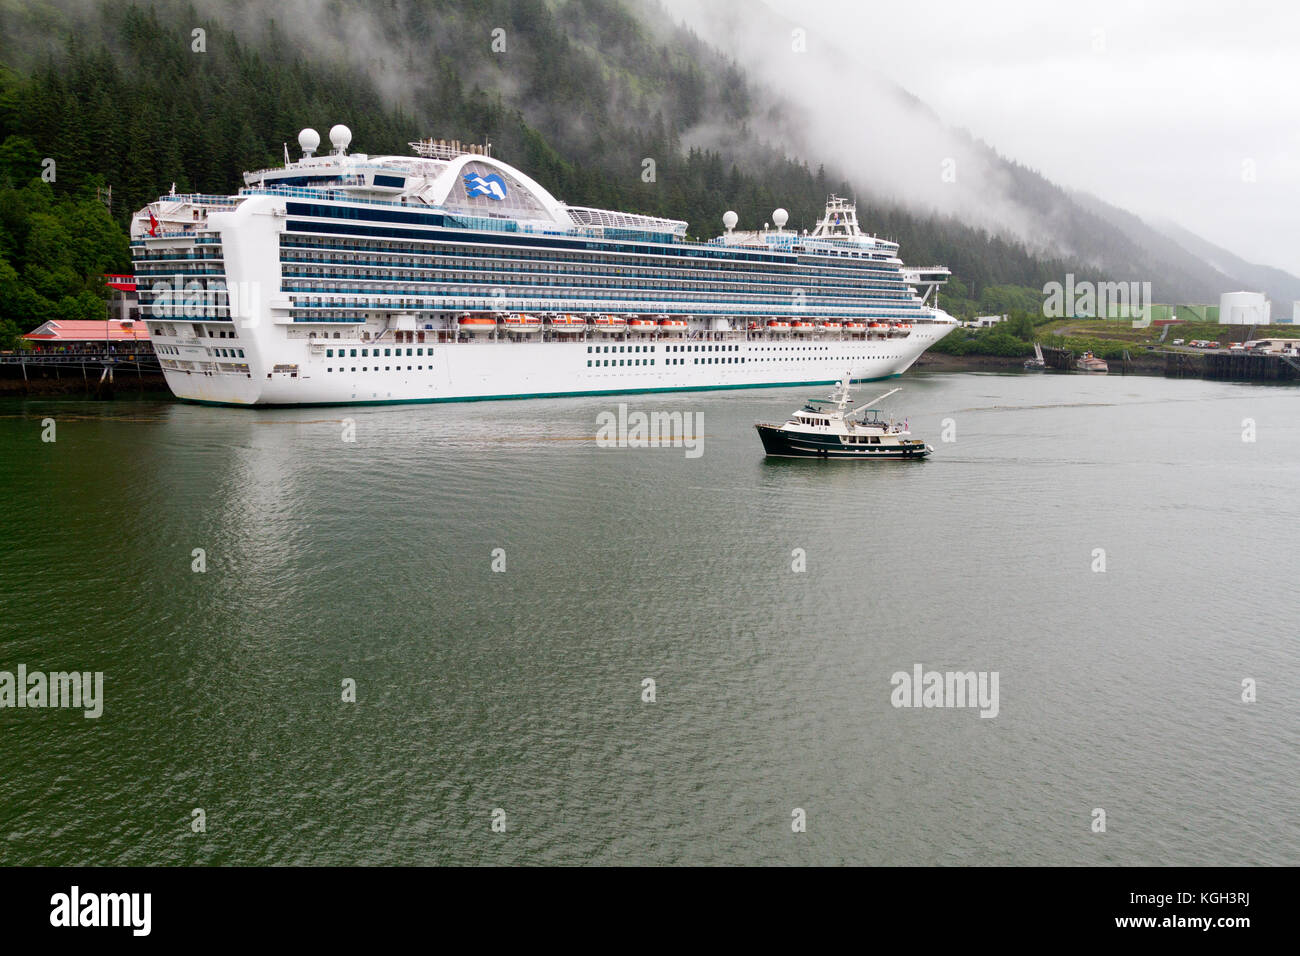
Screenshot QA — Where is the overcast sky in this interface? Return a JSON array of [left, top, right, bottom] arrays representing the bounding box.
[[665, 0, 1298, 273]]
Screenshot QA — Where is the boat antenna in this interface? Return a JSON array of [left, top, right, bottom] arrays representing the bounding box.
[[852, 386, 901, 417]]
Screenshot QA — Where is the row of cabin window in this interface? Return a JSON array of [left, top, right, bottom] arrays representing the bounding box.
[[325, 347, 426, 357], [584, 357, 750, 367], [325, 365, 429, 373]]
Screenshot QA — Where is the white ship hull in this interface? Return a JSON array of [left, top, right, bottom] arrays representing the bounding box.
[[158, 330, 951, 406]]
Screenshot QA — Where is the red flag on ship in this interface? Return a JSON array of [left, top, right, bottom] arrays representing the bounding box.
[[147, 210, 159, 236]]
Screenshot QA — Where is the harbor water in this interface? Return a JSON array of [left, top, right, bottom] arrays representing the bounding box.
[[1, 371, 1296, 865]]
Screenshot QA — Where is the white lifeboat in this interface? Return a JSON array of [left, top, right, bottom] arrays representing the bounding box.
[[547, 313, 587, 331], [658, 317, 688, 332], [628, 316, 658, 332], [503, 313, 542, 333], [766, 319, 791, 331], [593, 314, 627, 330], [791, 320, 815, 334]]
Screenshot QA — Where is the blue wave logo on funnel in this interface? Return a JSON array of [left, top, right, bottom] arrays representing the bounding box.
[[463, 171, 508, 200]]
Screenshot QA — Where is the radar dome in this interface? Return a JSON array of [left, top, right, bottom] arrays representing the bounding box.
[[329, 124, 352, 154], [722, 210, 738, 231], [298, 128, 320, 156], [772, 208, 789, 229]]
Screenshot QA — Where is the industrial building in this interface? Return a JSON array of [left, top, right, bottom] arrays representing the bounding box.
[[1218, 291, 1271, 325]]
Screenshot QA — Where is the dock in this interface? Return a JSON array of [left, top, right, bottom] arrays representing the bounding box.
[[0, 351, 165, 396], [1040, 345, 1300, 382], [1191, 350, 1300, 382]]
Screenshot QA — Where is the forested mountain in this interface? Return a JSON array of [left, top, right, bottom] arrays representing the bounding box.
[[0, 0, 1292, 348]]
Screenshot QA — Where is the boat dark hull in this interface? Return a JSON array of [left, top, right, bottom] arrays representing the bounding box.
[[755, 424, 931, 460]]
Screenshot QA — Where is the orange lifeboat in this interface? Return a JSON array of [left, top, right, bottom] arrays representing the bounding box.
[[658, 317, 688, 331], [503, 313, 542, 333], [547, 313, 587, 330], [791, 320, 815, 334], [868, 322, 887, 331], [458, 312, 497, 334], [845, 321, 866, 332], [593, 314, 627, 330], [766, 320, 791, 331], [820, 321, 843, 332], [628, 316, 658, 332]]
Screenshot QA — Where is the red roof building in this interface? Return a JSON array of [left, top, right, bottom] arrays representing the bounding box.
[[24, 319, 152, 346]]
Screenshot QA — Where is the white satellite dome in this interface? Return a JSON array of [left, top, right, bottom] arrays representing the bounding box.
[[772, 208, 789, 230], [722, 210, 738, 231], [297, 128, 320, 157], [329, 124, 352, 154]]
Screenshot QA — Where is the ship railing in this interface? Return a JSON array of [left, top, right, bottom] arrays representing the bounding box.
[[156, 194, 242, 207], [240, 186, 429, 210]]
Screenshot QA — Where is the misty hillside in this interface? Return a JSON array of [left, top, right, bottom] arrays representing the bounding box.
[[0, 0, 1293, 341], [1152, 220, 1300, 307], [652, 0, 1300, 306]]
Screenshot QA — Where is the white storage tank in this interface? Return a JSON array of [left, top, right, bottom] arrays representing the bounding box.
[[1218, 291, 1270, 325]]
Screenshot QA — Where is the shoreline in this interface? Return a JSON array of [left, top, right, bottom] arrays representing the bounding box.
[[913, 351, 1170, 376]]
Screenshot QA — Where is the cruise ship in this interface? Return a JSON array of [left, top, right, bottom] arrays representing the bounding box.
[[130, 125, 958, 406]]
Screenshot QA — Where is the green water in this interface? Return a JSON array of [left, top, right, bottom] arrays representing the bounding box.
[[1, 372, 1296, 865]]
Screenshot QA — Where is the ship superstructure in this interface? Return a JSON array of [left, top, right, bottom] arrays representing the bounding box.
[[130, 125, 957, 405]]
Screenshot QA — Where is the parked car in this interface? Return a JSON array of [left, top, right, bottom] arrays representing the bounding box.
[[1172, 338, 1185, 345]]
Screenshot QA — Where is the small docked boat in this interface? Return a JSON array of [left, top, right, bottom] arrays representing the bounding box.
[[1076, 351, 1108, 373], [755, 380, 932, 460], [1024, 341, 1046, 370]]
